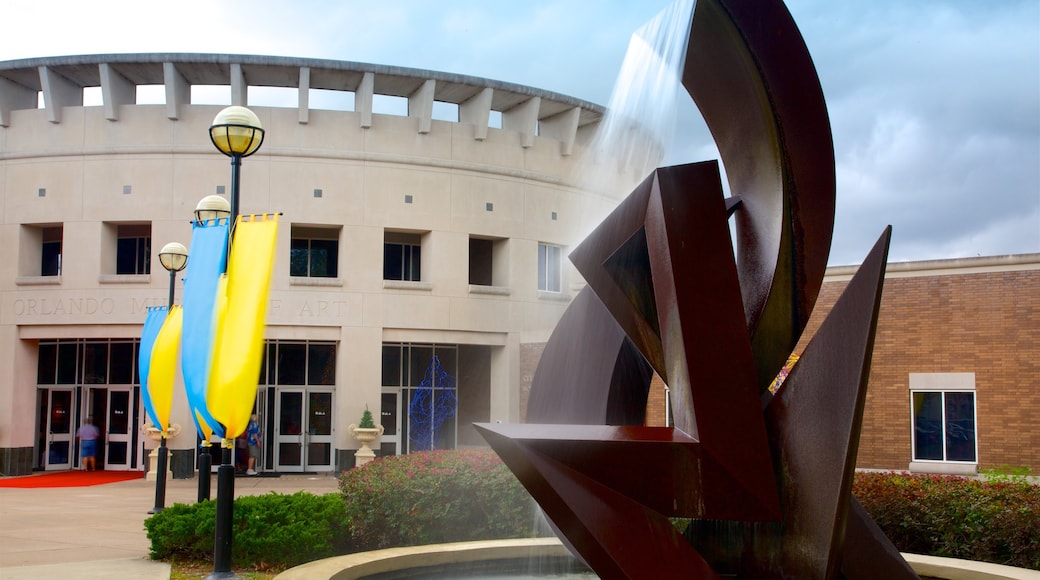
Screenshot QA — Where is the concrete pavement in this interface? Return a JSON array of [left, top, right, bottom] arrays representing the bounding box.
[[0, 472, 341, 580]]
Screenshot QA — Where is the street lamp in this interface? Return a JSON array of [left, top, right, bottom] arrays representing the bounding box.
[[195, 194, 232, 223], [209, 106, 265, 229], [207, 105, 264, 580], [149, 241, 188, 515]]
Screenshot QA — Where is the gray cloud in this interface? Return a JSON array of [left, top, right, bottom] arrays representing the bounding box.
[[2, 0, 1036, 265]]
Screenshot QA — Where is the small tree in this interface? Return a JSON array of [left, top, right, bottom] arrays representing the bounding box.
[[359, 406, 376, 428]]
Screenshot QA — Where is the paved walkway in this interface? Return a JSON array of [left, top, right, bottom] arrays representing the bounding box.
[[0, 472, 340, 580]]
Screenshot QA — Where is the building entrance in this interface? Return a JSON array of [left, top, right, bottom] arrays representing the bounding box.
[[37, 388, 75, 470], [100, 387, 134, 470], [274, 388, 334, 472]]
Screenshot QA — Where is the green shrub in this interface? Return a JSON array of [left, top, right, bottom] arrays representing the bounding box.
[[853, 472, 1040, 570], [339, 449, 547, 550], [981, 464, 1033, 484], [145, 491, 351, 570]]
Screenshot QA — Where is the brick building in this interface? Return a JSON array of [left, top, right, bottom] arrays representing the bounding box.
[[521, 253, 1040, 476], [807, 253, 1039, 475]]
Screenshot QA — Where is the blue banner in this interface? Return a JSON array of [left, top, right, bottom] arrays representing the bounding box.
[[139, 306, 167, 430], [180, 218, 229, 439]]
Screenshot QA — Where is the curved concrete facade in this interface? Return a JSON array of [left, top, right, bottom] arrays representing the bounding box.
[[0, 54, 637, 476]]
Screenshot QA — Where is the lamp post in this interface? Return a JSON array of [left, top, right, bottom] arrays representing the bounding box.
[[149, 242, 188, 515], [193, 195, 230, 503], [206, 105, 264, 580]]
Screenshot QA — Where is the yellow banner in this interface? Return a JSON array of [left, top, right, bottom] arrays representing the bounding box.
[[207, 214, 279, 438], [148, 306, 183, 434]]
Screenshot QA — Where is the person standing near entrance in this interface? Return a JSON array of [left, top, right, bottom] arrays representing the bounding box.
[[76, 416, 101, 471], [246, 414, 261, 476]]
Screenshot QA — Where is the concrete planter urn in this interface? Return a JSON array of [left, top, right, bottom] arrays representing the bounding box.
[[350, 407, 383, 467]]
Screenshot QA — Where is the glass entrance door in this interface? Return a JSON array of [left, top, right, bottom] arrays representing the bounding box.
[[40, 388, 75, 470], [275, 389, 334, 472], [105, 388, 133, 470], [380, 389, 402, 457]]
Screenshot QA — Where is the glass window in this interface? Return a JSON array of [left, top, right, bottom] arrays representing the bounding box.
[[912, 390, 976, 463], [41, 227, 63, 276], [382, 345, 402, 386], [56, 342, 77, 384], [37, 342, 57, 385], [538, 242, 561, 292], [276, 343, 307, 385], [307, 343, 337, 385], [383, 343, 459, 454], [469, 238, 493, 285], [83, 342, 108, 384], [115, 224, 151, 275], [263, 341, 338, 387], [384, 232, 422, 281], [38, 338, 143, 389], [110, 342, 135, 385], [290, 236, 339, 278]]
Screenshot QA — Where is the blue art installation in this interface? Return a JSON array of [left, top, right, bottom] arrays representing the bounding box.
[[408, 355, 457, 451]]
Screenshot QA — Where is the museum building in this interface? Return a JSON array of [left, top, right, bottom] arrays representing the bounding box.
[[0, 53, 641, 476], [2, 54, 1036, 480]]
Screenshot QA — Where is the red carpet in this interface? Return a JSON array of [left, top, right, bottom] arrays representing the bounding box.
[[0, 470, 144, 488]]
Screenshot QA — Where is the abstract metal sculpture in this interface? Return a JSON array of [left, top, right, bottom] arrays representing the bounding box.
[[476, 0, 919, 577]]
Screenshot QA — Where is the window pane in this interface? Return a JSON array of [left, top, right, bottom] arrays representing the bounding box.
[[547, 245, 560, 292], [116, 237, 150, 275], [469, 238, 493, 285], [912, 392, 943, 461], [307, 343, 336, 385], [382, 344, 402, 386], [384, 243, 403, 280], [308, 392, 332, 436], [110, 342, 135, 384], [407, 245, 421, 281], [83, 342, 108, 384], [409, 346, 434, 387], [381, 391, 398, 436], [944, 392, 976, 462], [276, 343, 307, 385], [42, 241, 61, 276], [433, 346, 457, 385], [290, 239, 309, 276], [38, 342, 57, 384], [56, 342, 77, 384], [538, 243, 561, 292], [538, 244, 547, 290], [311, 239, 338, 277]]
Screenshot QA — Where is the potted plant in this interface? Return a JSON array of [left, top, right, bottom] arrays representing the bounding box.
[[349, 405, 384, 467]]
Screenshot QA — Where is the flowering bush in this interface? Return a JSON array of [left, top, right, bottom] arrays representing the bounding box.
[[853, 471, 1040, 570], [339, 449, 547, 550]]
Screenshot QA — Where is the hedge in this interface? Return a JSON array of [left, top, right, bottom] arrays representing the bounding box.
[[338, 448, 548, 550], [144, 491, 350, 570], [852, 471, 1040, 570]]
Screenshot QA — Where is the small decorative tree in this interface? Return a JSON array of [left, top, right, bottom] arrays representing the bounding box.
[[359, 406, 376, 429]]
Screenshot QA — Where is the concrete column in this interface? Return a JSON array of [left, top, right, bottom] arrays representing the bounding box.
[[38, 66, 81, 124], [99, 63, 135, 121], [163, 62, 189, 120], [408, 79, 435, 134], [460, 87, 493, 141]]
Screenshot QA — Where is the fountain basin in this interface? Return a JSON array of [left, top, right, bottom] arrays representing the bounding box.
[[274, 538, 588, 579], [275, 538, 1039, 580]]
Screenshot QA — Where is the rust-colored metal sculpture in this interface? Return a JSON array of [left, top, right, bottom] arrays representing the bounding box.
[[477, 0, 920, 578]]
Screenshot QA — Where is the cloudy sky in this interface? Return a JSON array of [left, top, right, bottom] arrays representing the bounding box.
[[4, 0, 1038, 266]]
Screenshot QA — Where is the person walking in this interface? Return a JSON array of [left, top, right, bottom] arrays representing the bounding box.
[[76, 416, 101, 471]]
